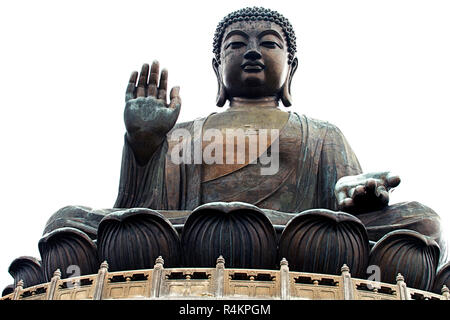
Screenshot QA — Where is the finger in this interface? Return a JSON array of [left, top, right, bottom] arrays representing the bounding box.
[[148, 60, 160, 97], [157, 68, 168, 103], [375, 185, 389, 205], [352, 185, 366, 203], [125, 71, 138, 102], [347, 187, 356, 199], [386, 173, 401, 188], [365, 178, 377, 193], [338, 197, 354, 211], [169, 86, 181, 110], [137, 63, 149, 97], [336, 190, 348, 206]]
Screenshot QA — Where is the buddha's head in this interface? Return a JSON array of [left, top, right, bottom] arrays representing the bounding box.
[[213, 7, 298, 107]]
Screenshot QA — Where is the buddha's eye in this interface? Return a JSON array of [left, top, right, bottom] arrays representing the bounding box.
[[260, 41, 279, 49], [226, 42, 246, 49]]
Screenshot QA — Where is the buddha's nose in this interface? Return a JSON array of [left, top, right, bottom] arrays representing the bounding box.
[[244, 48, 262, 61]]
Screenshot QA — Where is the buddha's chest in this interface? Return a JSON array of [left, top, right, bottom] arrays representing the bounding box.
[[201, 109, 290, 182]]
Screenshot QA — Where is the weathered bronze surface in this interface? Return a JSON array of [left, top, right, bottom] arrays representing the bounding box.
[[97, 208, 181, 271], [8, 256, 44, 289], [279, 209, 369, 278], [43, 205, 114, 240], [181, 202, 277, 269], [38, 227, 99, 282], [3, 7, 448, 295], [369, 230, 440, 291], [1, 284, 13, 297], [358, 201, 445, 262], [433, 261, 450, 294]]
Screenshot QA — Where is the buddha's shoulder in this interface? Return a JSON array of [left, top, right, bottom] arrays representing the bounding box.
[[168, 117, 207, 132], [290, 113, 344, 135], [169, 112, 344, 136], [172, 120, 196, 130]]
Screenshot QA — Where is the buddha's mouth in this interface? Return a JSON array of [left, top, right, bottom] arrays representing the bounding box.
[[241, 62, 265, 73]]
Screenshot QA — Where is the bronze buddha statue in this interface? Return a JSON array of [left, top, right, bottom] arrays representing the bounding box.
[[112, 7, 445, 259], [5, 7, 448, 294]]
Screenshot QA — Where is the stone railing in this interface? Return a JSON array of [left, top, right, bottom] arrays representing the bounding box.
[[2, 257, 449, 301]]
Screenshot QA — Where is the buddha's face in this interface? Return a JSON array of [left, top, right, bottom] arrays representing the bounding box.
[[218, 20, 289, 100]]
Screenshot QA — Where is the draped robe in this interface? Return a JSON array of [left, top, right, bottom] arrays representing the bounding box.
[[114, 111, 362, 212]]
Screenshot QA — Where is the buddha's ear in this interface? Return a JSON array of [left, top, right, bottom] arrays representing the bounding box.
[[212, 58, 227, 107], [280, 57, 298, 107]]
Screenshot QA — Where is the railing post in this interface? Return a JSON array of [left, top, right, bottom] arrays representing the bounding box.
[[215, 255, 225, 298], [341, 264, 354, 300], [441, 285, 449, 300], [280, 258, 290, 300], [151, 256, 164, 298], [12, 280, 24, 300], [396, 273, 409, 300], [46, 269, 61, 300], [93, 261, 109, 300]]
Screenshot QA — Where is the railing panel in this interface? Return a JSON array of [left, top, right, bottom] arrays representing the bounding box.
[[224, 270, 280, 298], [289, 271, 343, 300], [103, 269, 153, 299], [160, 268, 215, 297], [18, 283, 49, 301], [53, 274, 97, 300], [408, 287, 446, 300], [352, 279, 400, 300]]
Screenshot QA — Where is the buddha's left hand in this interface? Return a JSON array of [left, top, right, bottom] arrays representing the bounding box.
[[335, 171, 401, 214]]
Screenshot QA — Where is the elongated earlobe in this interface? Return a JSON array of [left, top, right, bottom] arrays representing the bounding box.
[[216, 84, 227, 107], [212, 58, 227, 107], [280, 57, 298, 107]]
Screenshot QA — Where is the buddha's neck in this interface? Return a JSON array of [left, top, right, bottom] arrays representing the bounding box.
[[229, 96, 279, 109]]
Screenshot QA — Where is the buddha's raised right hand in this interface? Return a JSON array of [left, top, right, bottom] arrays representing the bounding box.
[[124, 61, 181, 165]]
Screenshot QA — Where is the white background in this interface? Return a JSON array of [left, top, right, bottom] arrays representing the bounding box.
[[0, 0, 449, 289]]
